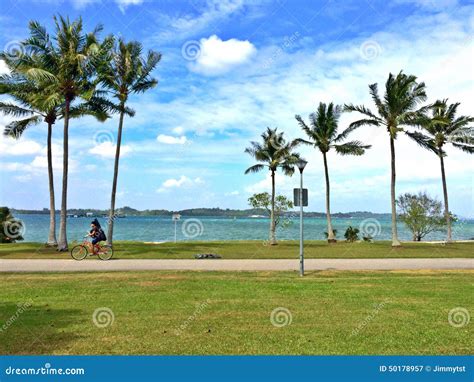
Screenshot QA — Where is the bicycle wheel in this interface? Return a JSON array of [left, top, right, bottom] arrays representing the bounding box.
[[98, 245, 113, 260], [71, 245, 88, 260]]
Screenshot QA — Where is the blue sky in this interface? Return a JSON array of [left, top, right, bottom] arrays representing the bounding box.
[[0, 0, 473, 216]]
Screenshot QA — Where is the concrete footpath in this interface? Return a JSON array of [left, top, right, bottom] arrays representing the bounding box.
[[0, 258, 473, 272]]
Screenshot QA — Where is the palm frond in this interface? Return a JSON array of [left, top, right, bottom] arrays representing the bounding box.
[[244, 164, 266, 174], [334, 141, 371, 156], [3, 116, 42, 138]]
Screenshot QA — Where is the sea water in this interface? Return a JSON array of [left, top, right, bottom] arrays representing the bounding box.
[[13, 214, 474, 243]]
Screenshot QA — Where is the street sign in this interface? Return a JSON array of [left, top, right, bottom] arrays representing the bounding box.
[[172, 214, 181, 243], [293, 188, 308, 207]]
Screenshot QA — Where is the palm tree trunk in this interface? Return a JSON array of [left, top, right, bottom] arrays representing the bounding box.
[[107, 107, 125, 246], [57, 100, 70, 251], [269, 169, 277, 245], [439, 153, 452, 242], [46, 121, 57, 246], [389, 136, 401, 247], [323, 152, 335, 242]]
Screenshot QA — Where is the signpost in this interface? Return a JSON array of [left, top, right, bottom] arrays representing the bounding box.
[[172, 214, 181, 243], [295, 159, 308, 276]]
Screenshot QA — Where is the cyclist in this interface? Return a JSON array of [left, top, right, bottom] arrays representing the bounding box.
[[87, 219, 106, 254]]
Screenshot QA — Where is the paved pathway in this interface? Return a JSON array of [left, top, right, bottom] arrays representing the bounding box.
[[0, 258, 473, 272]]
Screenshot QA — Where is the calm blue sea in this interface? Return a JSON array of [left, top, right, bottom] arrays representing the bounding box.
[[14, 214, 474, 243]]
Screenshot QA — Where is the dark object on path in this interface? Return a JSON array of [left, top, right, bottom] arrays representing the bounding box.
[[194, 253, 222, 259]]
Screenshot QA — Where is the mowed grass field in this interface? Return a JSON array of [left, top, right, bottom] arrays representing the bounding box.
[[0, 270, 472, 355], [1, 240, 473, 259]]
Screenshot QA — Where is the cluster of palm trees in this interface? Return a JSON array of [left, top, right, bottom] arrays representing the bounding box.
[[0, 15, 161, 251], [245, 71, 473, 247]]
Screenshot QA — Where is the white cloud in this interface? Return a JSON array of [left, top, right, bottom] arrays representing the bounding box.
[[153, 0, 246, 42], [89, 141, 131, 158], [115, 0, 143, 13], [157, 176, 204, 192], [0, 136, 42, 156], [0, 60, 10, 75], [189, 35, 257, 75], [157, 134, 187, 145], [172, 126, 184, 135], [393, 0, 458, 10]]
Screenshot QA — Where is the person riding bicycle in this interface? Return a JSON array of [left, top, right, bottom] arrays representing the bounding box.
[[87, 219, 106, 254]]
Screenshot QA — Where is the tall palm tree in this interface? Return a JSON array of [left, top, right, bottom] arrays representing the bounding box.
[[344, 71, 430, 247], [13, 16, 107, 251], [244, 127, 301, 245], [0, 73, 108, 246], [295, 102, 370, 243], [99, 38, 161, 245], [415, 100, 474, 242]]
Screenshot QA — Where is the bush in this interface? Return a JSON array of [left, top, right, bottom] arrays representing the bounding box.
[[344, 226, 359, 242], [0, 207, 25, 243], [397, 192, 448, 241]]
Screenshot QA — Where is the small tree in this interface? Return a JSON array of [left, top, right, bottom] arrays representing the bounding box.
[[0, 207, 24, 243], [344, 226, 360, 242], [248, 192, 293, 229], [397, 192, 447, 241]]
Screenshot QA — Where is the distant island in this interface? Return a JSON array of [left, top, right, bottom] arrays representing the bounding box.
[[12, 206, 393, 219]]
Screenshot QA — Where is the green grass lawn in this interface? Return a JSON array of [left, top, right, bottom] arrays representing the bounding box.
[[0, 270, 471, 355], [1, 240, 473, 259]]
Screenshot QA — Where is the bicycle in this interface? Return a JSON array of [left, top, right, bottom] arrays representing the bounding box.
[[70, 236, 113, 260]]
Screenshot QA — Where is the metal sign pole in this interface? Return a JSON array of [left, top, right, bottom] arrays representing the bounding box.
[[299, 170, 304, 277], [172, 214, 181, 243]]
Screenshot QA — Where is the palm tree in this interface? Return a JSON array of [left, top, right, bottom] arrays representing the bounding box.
[[244, 127, 301, 245], [344, 71, 429, 247], [0, 72, 108, 246], [13, 16, 107, 251], [295, 102, 370, 243], [99, 38, 161, 245], [0, 75, 58, 245], [415, 100, 474, 242]]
